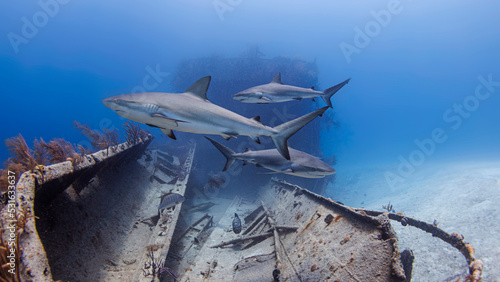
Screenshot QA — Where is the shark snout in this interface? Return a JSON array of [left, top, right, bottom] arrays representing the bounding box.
[[316, 166, 336, 176], [232, 93, 245, 100], [102, 97, 115, 108]]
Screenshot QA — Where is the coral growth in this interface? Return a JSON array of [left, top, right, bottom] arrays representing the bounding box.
[[142, 245, 177, 280], [33, 139, 49, 166], [5, 134, 37, 172], [36, 138, 82, 165], [382, 201, 394, 213], [123, 121, 149, 145], [0, 134, 87, 191], [1, 120, 146, 191], [0, 223, 21, 281], [73, 121, 120, 151], [1, 134, 39, 192]]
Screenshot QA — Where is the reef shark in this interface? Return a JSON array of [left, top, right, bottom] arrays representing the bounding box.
[[102, 76, 328, 160], [205, 137, 335, 178], [233, 73, 350, 108]]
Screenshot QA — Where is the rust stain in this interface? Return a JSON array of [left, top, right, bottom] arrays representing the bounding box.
[[335, 214, 342, 222], [299, 219, 314, 236], [340, 234, 351, 245]]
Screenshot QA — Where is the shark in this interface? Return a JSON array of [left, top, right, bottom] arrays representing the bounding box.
[[102, 76, 328, 160], [205, 137, 335, 178], [233, 73, 350, 108]]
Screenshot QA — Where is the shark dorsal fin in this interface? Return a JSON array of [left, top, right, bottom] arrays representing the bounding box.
[[271, 72, 282, 84], [184, 76, 211, 100], [250, 116, 261, 123]]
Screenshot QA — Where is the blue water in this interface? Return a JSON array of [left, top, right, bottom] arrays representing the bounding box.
[[1, 0, 500, 172]]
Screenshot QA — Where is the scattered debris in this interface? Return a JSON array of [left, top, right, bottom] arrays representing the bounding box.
[[123, 259, 137, 265], [233, 253, 275, 271], [187, 202, 218, 213], [211, 232, 273, 248]]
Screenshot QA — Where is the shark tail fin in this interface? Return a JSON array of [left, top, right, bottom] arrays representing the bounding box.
[[321, 78, 350, 108], [271, 107, 328, 160], [205, 137, 237, 171]]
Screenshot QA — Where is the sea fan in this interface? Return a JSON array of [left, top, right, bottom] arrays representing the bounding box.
[[103, 128, 120, 146], [5, 134, 37, 171], [123, 121, 148, 144], [39, 138, 78, 164], [74, 120, 116, 151], [73, 121, 102, 149], [33, 138, 50, 165]]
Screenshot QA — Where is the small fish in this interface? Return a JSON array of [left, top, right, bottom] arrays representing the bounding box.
[[207, 174, 225, 188], [158, 193, 185, 212], [232, 213, 242, 234]]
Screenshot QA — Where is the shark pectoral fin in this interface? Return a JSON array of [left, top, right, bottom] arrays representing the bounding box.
[[251, 136, 261, 144], [160, 128, 176, 140], [260, 96, 272, 102], [184, 76, 211, 100], [147, 123, 176, 139], [221, 132, 238, 140], [152, 113, 187, 127]]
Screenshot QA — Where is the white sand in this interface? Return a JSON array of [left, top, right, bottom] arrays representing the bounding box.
[[327, 162, 500, 281]]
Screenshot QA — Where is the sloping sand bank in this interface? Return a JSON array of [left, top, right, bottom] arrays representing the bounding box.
[[329, 162, 500, 281]]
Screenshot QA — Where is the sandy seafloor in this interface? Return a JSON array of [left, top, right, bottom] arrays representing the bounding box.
[[327, 161, 500, 281]]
